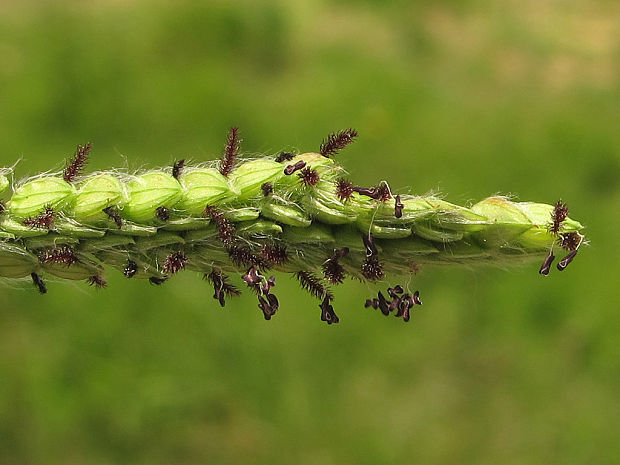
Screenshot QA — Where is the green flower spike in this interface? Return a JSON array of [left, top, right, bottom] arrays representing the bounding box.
[[0, 128, 587, 325]]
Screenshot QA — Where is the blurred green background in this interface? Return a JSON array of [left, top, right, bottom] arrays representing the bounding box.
[[1, 0, 618, 464]]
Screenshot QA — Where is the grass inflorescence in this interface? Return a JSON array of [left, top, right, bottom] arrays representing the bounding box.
[[0, 128, 587, 324]]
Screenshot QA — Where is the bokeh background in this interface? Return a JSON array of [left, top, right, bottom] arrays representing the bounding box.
[[1, 1, 619, 464]]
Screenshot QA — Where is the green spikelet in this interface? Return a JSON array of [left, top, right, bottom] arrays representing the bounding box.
[[0, 129, 587, 324]]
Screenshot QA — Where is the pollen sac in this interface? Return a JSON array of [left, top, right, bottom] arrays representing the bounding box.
[[176, 167, 237, 215], [70, 174, 124, 223], [8, 176, 75, 218], [122, 171, 183, 223]]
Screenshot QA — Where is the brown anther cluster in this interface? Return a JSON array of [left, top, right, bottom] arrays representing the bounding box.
[[284, 160, 306, 175], [123, 260, 138, 278], [298, 167, 320, 186], [322, 247, 349, 285], [38, 246, 78, 266], [162, 251, 188, 274], [261, 182, 274, 196], [319, 128, 358, 158], [156, 206, 170, 222], [63, 142, 91, 183], [364, 285, 421, 322], [335, 179, 354, 201], [23, 205, 55, 229], [219, 126, 241, 177], [172, 159, 185, 179], [86, 275, 107, 288], [394, 195, 404, 218], [243, 265, 279, 320], [205, 269, 241, 307], [540, 200, 580, 275], [275, 151, 295, 163], [204, 205, 236, 247], [31, 272, 47, 294], [102, 206, 123, 228]]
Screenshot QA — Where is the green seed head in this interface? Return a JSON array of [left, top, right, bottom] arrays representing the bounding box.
[[0, 129, 588, 324]]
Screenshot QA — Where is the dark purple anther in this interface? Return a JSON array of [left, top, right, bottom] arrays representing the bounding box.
[[352, 186, 377, 198], [257, 295, 273, 320], [413, 290, 422, 306], [261, 275, 276, 294], [215, 290, 226, 307], [320, 296, 339, 324], [211, 273, 226, 307], [557, 249, 578, 271], [362, 233, 378, 258], [284, 160, 306, 175], [387, 285, 404, 299], [352, 185, 391, 201], [389, 297, 401, 312], [149, 276, 168, 285], [172, 159, 185, 179], [539, 251, 555, 276], [396, 296, 412, 322], [394, 195, 404, 218], [31, 272, 47, 294], [276, 151, 295, 163], [267, 293, 279, 311], [242, 266, 261, 287], [377, 291, 390, 315]]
